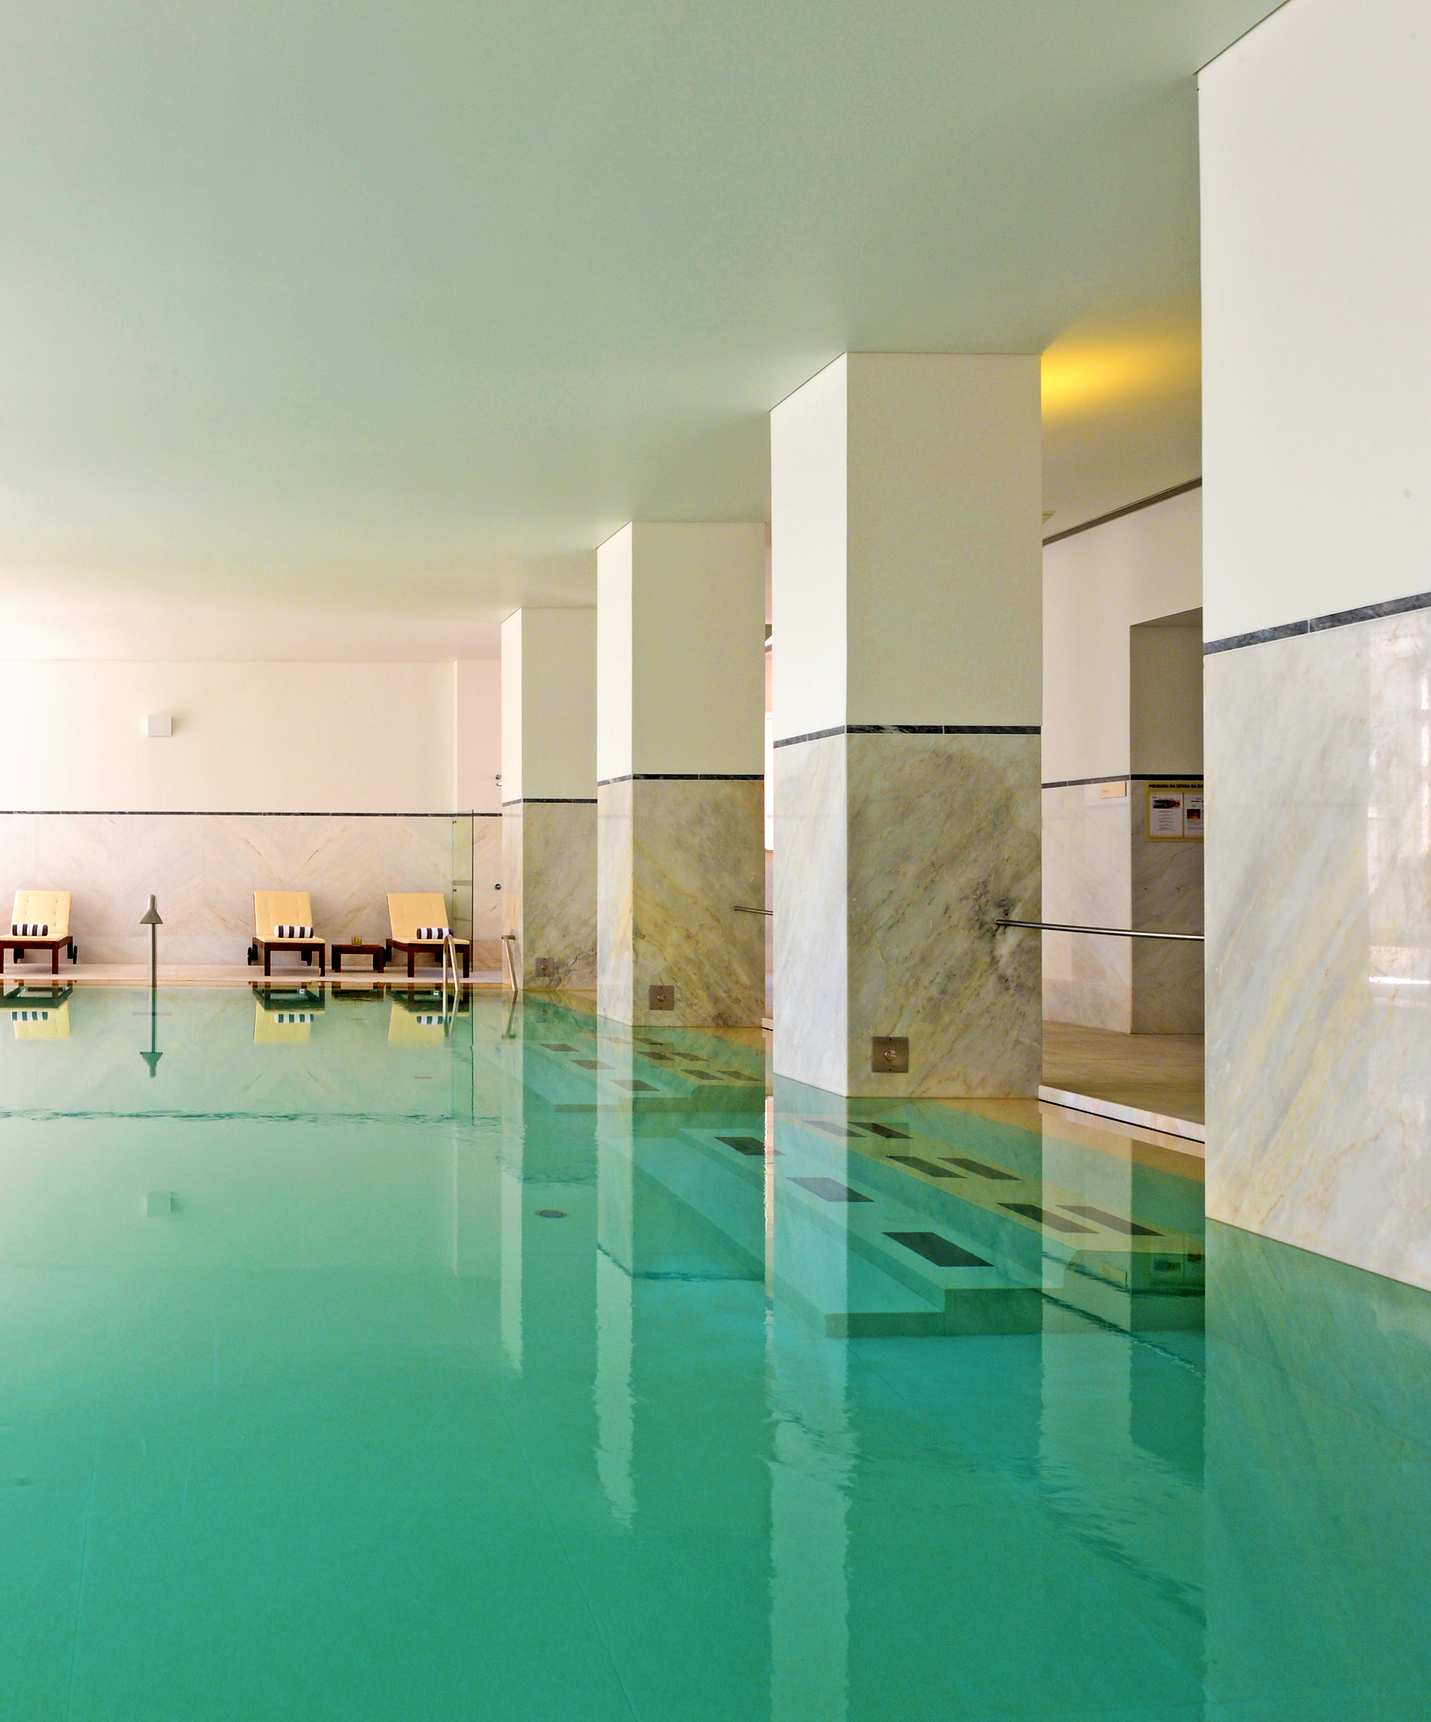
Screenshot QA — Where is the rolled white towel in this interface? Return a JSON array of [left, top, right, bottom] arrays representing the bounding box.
[[415, 926, 454, 941], [11, 923, 49, 936], [272, 925, 315, 939]]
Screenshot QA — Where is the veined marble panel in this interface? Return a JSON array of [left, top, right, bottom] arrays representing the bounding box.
[[1041, 783, 1133, 1032], [1130, 787, 1204, 1034], [775, 731, 1041, 1098], [502, 802, 597, 990], [773, 735, 848, 1096], [596, 781, 635, 1020], [0, 814, 456, 966], [597, 779, 764, 1027], [1207, 610, 1431, 1290]]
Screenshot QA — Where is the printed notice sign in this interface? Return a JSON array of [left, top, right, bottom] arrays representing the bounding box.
[[1146, 781, 1204, 841]]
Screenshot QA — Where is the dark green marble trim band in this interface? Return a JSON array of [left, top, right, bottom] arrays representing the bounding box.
[[1206, 588, 1431, 654]]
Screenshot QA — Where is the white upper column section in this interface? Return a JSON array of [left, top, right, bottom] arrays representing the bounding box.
[[1200, 0, 1431, 640], [500, 607, 596, 803], [595, 522, 766, 782], [771, 352, 1042, 739]]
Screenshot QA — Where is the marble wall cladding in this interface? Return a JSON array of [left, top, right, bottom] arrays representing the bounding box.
[[1207, 608, 1431, 1291], [597, 779, 764, 1027], [773, 735, 849, 1095], [1040, 784, 1133, 1032], [501, 802, 597, 990], [0, 813, 459, 965], [470, 817, 502, 970], [775, 731, 1042, 1098], [596, 780, 636, 1020], [1130, 787, 1204, 1034]]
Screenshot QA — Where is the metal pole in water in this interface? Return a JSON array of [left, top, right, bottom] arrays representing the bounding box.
[[138, 896, 164, 1075]]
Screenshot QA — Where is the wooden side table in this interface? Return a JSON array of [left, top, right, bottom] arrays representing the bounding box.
[[332, 942, 387, 973]]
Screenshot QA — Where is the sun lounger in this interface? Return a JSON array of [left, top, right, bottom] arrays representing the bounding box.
[[1, 892, 78, 975], [386, 893, 470, 978], [248, 891, 326, 976]]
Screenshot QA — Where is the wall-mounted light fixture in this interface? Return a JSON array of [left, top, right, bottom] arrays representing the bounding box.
[[144, 714, 173, 738]]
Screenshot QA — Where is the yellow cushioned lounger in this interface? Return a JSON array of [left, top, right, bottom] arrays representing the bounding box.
[[250, 891, 326, 976], [386, 893, 470, 978], [2, 891, 77, 975]]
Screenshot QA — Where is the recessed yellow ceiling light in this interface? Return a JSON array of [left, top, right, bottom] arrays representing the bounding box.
[[1040, 327, 1200, 420]]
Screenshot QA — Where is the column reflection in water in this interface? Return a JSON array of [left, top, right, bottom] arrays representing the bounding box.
[[595, 1023, 637, 1525], [767, 1081, 852, 1722]]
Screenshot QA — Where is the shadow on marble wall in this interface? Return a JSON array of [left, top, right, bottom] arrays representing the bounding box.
[[0, 813, 502, 967]]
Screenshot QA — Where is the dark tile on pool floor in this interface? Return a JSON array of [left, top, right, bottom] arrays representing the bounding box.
[[864, 1123, 911, 1139], [1064, 1204, 1161, 1236], [718, 1136, 767, 1157], [945, 1156, 1017, 1180], [886, 1231, 991, 1269], [890, 1155, 962, 1178], [1001, 1202, 1096, 1233], [615, 1080, 658, 1092], [794, 1176, 872, 1203]]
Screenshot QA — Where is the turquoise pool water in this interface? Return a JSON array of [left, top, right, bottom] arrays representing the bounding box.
[[1, 982, 1428, 1720]]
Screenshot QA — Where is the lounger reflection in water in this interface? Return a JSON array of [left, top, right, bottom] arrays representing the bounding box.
[[386, 894, 469, 978], [249, 892, 326, 976], [6, 983, 73, 1039], [1, 892, 78, 975]]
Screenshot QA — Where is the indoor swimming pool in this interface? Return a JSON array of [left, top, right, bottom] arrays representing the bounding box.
[[0, 983, 1427, 1720]]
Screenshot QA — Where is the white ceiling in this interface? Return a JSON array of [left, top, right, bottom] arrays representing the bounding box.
[[0, 1, 1281, 659]]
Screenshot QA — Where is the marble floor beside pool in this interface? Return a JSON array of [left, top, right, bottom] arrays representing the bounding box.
[[0, 987, 1425, 1721]]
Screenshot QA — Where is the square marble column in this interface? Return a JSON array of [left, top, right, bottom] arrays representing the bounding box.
[[500, 608, 598, 990], [771, 353, 1043, 1097], [595, 523, 766, 1027]]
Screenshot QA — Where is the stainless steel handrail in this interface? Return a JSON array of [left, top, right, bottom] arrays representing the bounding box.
[[733, 905, 772, 916], [501, 932, 521, 993], [995, 918, 1203, 943]]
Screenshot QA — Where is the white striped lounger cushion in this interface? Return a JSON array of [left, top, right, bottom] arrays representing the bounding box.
[[415, 926, 454, 940], [272, 925, 315, 939]]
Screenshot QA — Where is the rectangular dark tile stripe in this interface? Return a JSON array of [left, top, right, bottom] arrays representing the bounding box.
[[944, 1156, 1017, 1180], [793, 1176, 872, 1203], [717, 1135, 767, 1157], [615, 1079, 658, 1092], [573, 1058, 608, 1070], [1062, 1204, 1160, 1237], [810, 1119, 866, 1138], [1041, 773, 1204, 790], [1001, 1202, 1095, 1234], [863, 1123, 910, 1140], [596, 772, 764, 784], [774, 723, 1039, 747], [886, 1231, 991, 1269], [1206, 588, 1431, 654], [541, 1042, 576, 1051], [889, 1155, 962, 1178]]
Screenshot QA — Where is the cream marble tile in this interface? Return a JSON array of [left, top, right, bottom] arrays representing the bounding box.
[[1041, 784, 1133, 1032], [775, 732, 1041, 1098], [0, 814, 454, 965], [773, 735, 848, 1094], [1207, 610, 1431, 1290], [1130, 786, 1204, 1034], [598, 779, 763, 1027], [503, 802, 598, 990]]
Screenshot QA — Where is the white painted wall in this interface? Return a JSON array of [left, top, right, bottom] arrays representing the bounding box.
[[1042, 488, 1202, 783], [596, 522, 765, 780], [771, 352, 1042, 737], [1200, 0, 1431, 640], [454, 660, 502, 812], [502, 608, 597, 802], [0, 660, 491, 813]]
